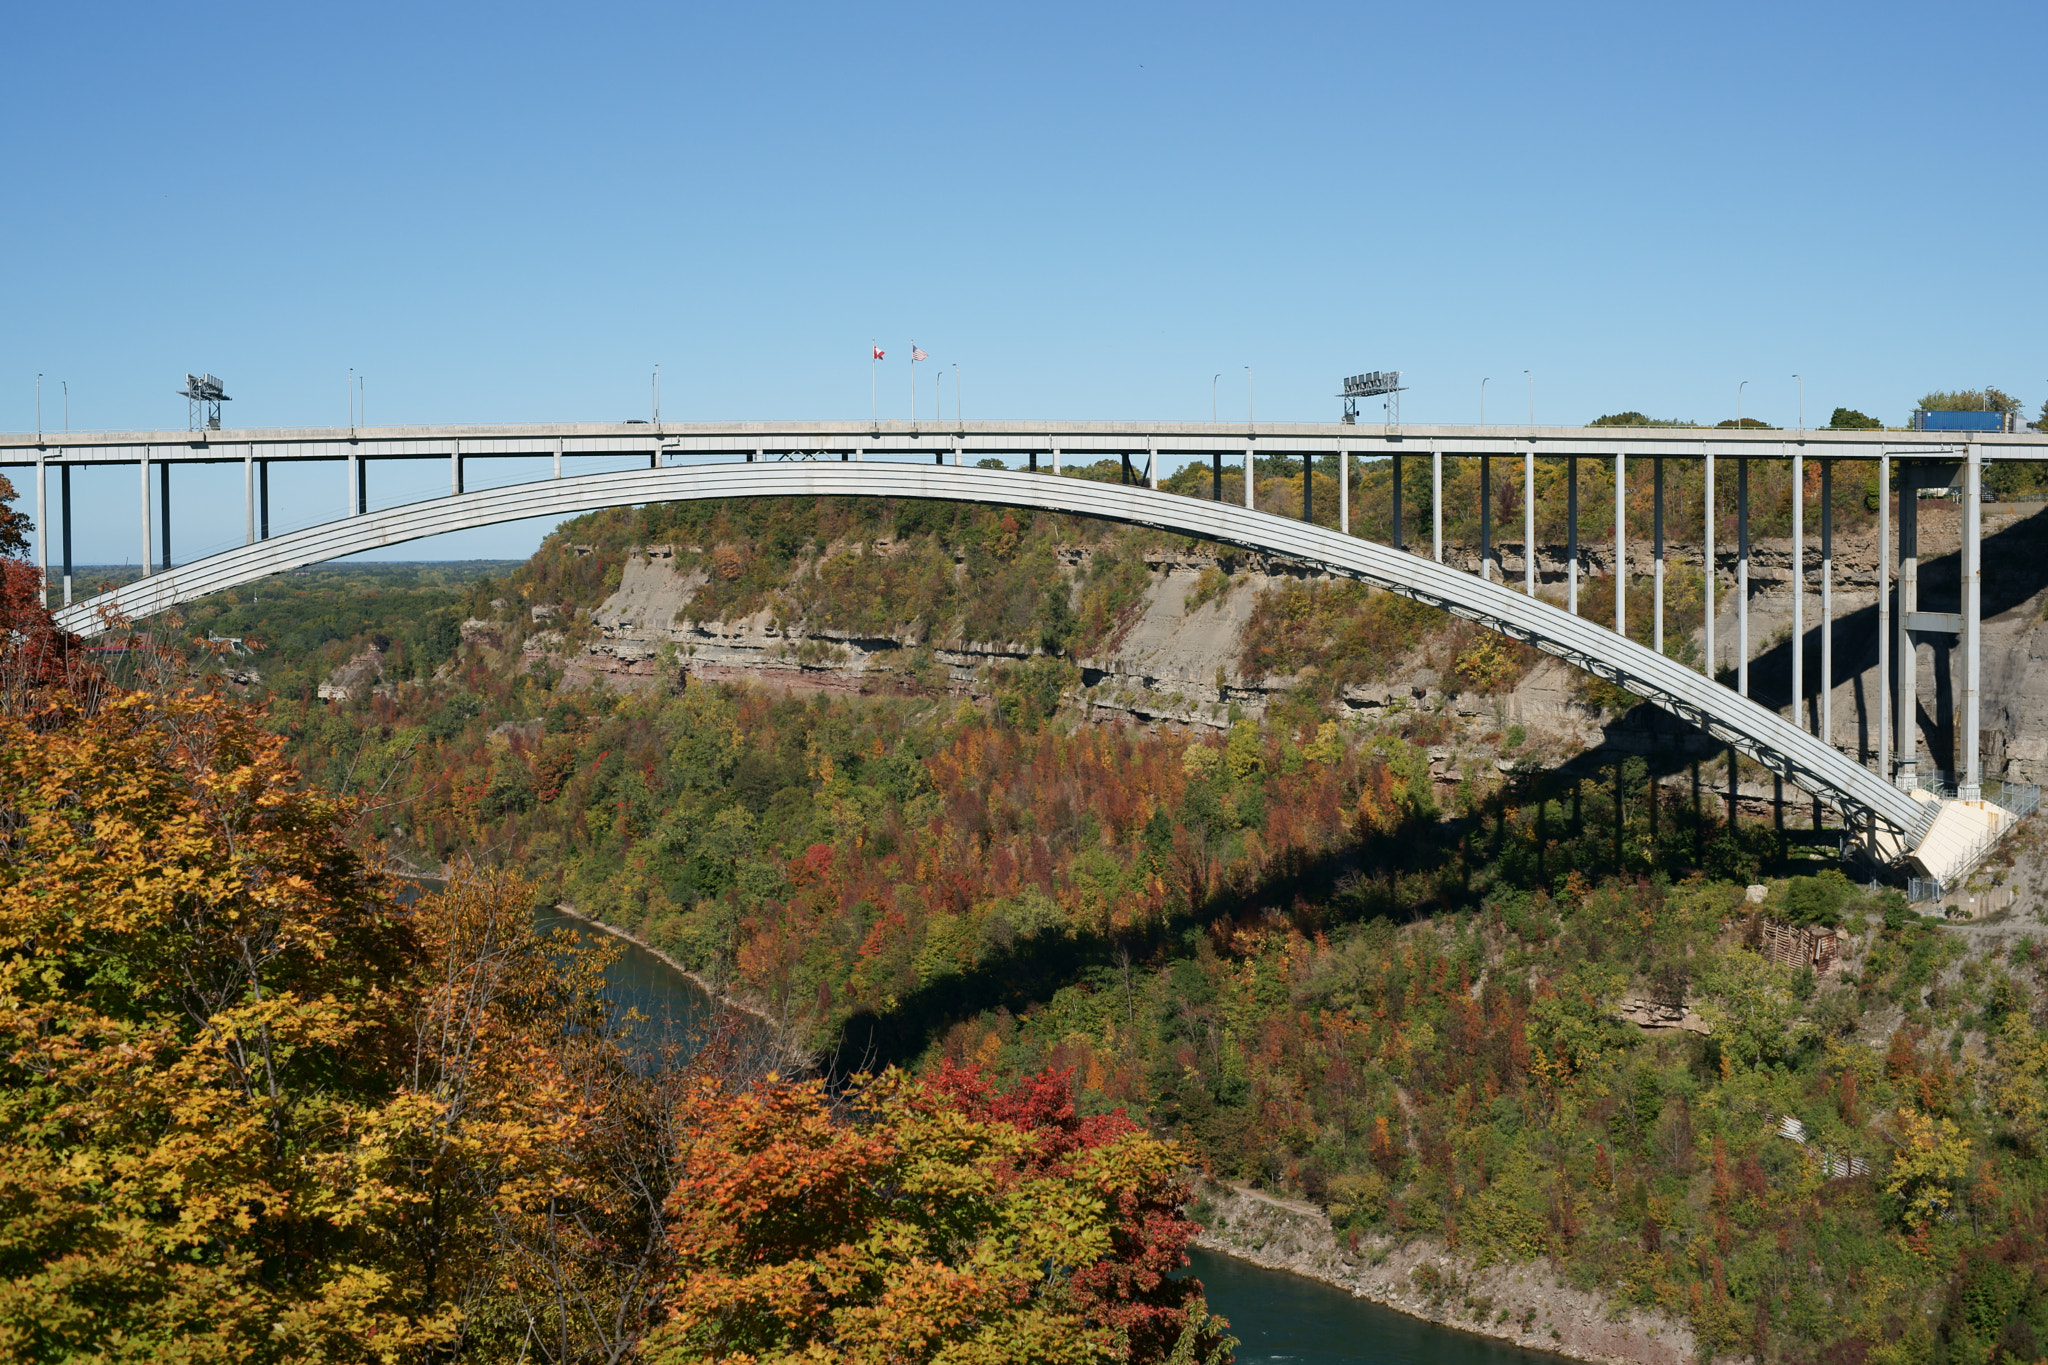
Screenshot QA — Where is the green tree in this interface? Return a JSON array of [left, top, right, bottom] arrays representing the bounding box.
[[1919, 387, 2020, 414], [1828, 407, 1883, 430]]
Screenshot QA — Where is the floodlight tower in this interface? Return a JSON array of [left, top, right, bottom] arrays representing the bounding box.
[[178, 373, 230, 430], [1338, 370, 1406, 426]]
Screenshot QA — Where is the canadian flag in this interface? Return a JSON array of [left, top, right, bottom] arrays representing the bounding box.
[[872, 346, 885, 360]]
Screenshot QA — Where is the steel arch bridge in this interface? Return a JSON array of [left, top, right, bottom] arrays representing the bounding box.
[[49, 460, 1940, 851]]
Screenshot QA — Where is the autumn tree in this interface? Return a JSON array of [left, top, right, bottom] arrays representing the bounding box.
[[646, 1066, 1230, 1365]]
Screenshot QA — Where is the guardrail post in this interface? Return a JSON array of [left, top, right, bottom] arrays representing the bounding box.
[[1962, 443, 1982, 799]]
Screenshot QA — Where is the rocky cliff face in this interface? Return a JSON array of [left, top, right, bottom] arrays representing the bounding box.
[[1194, 1183, 1695, 1365], [536, 542, 1607, 757], [524, 500, 2048, 785]]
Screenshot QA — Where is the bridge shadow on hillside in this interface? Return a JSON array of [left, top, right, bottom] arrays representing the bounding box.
[[836, 507, 2048, 1074], [831, 816, 1468, 1076]]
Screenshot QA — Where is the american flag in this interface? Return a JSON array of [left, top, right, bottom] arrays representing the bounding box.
[[911, 347, 929, 362]]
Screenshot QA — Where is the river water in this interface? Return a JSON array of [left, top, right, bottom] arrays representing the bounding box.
[[543, 909, 1562, 1365]]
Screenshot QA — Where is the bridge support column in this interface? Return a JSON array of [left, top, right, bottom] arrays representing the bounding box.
[[1431, 443, 1443, 563], [1792, 447, 1804, 729], [1479, 454, 1491, 580], [1338, 450, 1349, 533], [1878, 452, 1889, 778], [1567, 456, 1579, 614], [554, 438, 563, 479], [244, 450, 254, 546], [1211, 451, 1221, 500], [1821, 460, 1834, 748], [1703, 447, 1715, 677], [35, 458, 46, 608], [1393, 454, 1404, 550], [451, 444, 463, 496], [1053, 447, 1062, 475], [1896, 463, 1919, 786], [1737, 458, 1750, 697], [1614, 449, 1626, 636], [1523, 446, 1535, 596], [1962, 443, 1982, 799], [1147, 439, 1157, 489], [356, 454, 368, 517], [159, 462, 171, 569], [1244, 446, 1254, 510], [952, 441, 961, 468], [1652, 456, 1664, 652], [139, 455, 152, 577], [259, 461, 270, 541], [1301, 450, 1312, 523], [60, 466, 71, 606]]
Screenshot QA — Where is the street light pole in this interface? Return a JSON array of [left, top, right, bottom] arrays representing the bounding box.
[[1246, 367, 1254, 427], [35, 374, 41, 439], [1525, 370, 1533, 427], [62, 381, 67, 433], [1212, 374, 1220, 422], [953, 363, 961, 425], [1793, 374, 1803, 431], [1737, 380, 1748, 429], [1480, 377, 1489, 426]]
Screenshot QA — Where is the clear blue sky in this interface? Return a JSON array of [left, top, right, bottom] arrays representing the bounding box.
[[6, 0, 2044, 564]]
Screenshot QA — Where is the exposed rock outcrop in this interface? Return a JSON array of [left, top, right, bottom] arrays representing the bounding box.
[[1195, 1183, 1695, 1365]]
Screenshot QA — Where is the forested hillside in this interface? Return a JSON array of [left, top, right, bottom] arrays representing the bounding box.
[[141, 482, 2048, 1364]]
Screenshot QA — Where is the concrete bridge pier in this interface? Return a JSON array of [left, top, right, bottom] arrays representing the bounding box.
[[1737, 458, 1750, 697], [1896, 463, 1920, 786], [1567, 455, 1579, 614], [1652, 456, 1665, 653]]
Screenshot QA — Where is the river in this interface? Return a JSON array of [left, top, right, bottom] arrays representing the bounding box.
[[542, 909, 1564, 1365]]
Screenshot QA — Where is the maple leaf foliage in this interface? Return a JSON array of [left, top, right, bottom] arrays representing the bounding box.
[[646, 1064, 1232, 1365]]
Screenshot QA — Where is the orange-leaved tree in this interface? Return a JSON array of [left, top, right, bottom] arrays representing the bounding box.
[[646, 1066, 1232, 1365]]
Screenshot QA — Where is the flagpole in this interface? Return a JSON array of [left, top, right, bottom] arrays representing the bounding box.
[[910, 341, 917, 429], [871, 340, 877, 424]]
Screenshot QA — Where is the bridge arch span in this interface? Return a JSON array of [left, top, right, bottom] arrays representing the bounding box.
[[53, 463, 1933, 844]]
